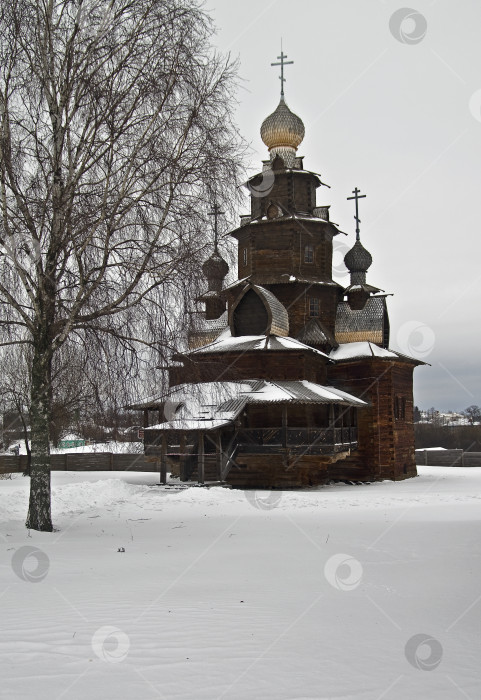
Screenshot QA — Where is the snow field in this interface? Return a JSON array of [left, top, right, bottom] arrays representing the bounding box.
[[1, 467, 480, 699]]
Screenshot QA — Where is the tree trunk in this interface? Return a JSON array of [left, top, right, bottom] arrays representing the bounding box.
[[26, 342, 53, 532]]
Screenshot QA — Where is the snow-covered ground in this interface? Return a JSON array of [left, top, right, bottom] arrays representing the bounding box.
[[1, 467, 480, 699]]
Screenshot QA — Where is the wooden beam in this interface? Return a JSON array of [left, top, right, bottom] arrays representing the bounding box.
[[160, 434, 167, 484], [282, 406, 288, 448], [179, 434, 186, 481], [198, 431, 205, 484], [216, 431, 222, 481]]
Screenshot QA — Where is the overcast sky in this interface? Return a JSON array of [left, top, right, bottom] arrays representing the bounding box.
[[207, 0, 481, 412]]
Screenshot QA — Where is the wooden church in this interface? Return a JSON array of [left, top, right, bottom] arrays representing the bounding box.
[[133, 54, 424, 488]]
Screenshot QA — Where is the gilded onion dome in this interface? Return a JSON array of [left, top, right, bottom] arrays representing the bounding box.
[[260, 97, 305, 166]]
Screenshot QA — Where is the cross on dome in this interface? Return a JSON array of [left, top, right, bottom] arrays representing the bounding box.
[[261, 46, 305, 167], [271, 43, 294, 98], [208, 201, 224, 252], [346, 187, 367, 241]]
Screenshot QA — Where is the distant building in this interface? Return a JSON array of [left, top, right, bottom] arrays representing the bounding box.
[[131, 56, 425, 487], [58, 434, 85, 449]]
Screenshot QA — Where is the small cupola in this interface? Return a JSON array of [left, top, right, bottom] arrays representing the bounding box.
[[344, 239, 373, 286], [202, 250, 229, 293]]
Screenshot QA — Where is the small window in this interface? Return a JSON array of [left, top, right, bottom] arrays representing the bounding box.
[[242, 248, 247, 266], [309, 297, 320, 317], [304, 244, 314, 263], [394, 396, 406, 420]]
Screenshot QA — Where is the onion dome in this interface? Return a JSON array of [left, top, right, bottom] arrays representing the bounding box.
[[260, 97, 305, 167], [344, 240, 373, 273], [202, 250, 229, 281]]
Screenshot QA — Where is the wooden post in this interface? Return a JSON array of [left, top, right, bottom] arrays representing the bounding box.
[[198, 431, 205, 484], [179, 433, 186, 481], [216, 431, 222, 481], [282, 406, 288, 448], [143, 409, 148, 429], [160, 434, 167, 484]]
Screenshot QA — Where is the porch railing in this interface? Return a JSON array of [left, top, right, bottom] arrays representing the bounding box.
[[237, 427, 357, 450]]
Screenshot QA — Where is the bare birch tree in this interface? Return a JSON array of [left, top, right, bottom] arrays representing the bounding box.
[[0, 0, 244, 531]]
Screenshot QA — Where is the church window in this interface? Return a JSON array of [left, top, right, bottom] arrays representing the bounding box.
[[309, 297, 320, 317], [304, 244, 314, 263], [242, 248, 247, 266], [394, 396, 406, 420]]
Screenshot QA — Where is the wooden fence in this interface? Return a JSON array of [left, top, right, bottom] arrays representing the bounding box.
[[415, 449, 481, 467], [0, 453, 158, 475]]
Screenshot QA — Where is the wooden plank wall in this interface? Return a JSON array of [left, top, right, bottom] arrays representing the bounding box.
[[0, 453, 158, 475]]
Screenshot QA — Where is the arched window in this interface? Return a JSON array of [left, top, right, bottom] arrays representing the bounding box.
[[242, 248, 247, 266], [304, 244, 314, 263]]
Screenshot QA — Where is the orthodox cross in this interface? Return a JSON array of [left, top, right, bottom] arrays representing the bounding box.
[[347, 187, 367, 241], [271, 44, 293, 98], [208, 201, 224, 252]]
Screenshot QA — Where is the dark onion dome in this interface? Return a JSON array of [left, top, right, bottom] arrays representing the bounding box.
[[202, 250, 229, 280], [344, 240, 373, 273], [260, 97, 305, 153]]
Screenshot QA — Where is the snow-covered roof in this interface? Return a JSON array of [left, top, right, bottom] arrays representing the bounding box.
[[145, 378, 366, 432], [224, 276, 341, 292], [188, 329, 330, 358], [330, 342, 400, 361], [148, 418, 233, 431], [60, 433, 84, 441], [244, 380, 366, 406]]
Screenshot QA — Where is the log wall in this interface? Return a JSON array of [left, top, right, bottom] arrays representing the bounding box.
[[328, 359, 417, 481]]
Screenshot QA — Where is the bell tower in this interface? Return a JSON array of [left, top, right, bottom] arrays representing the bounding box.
[[227, 50, 343, 343]]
